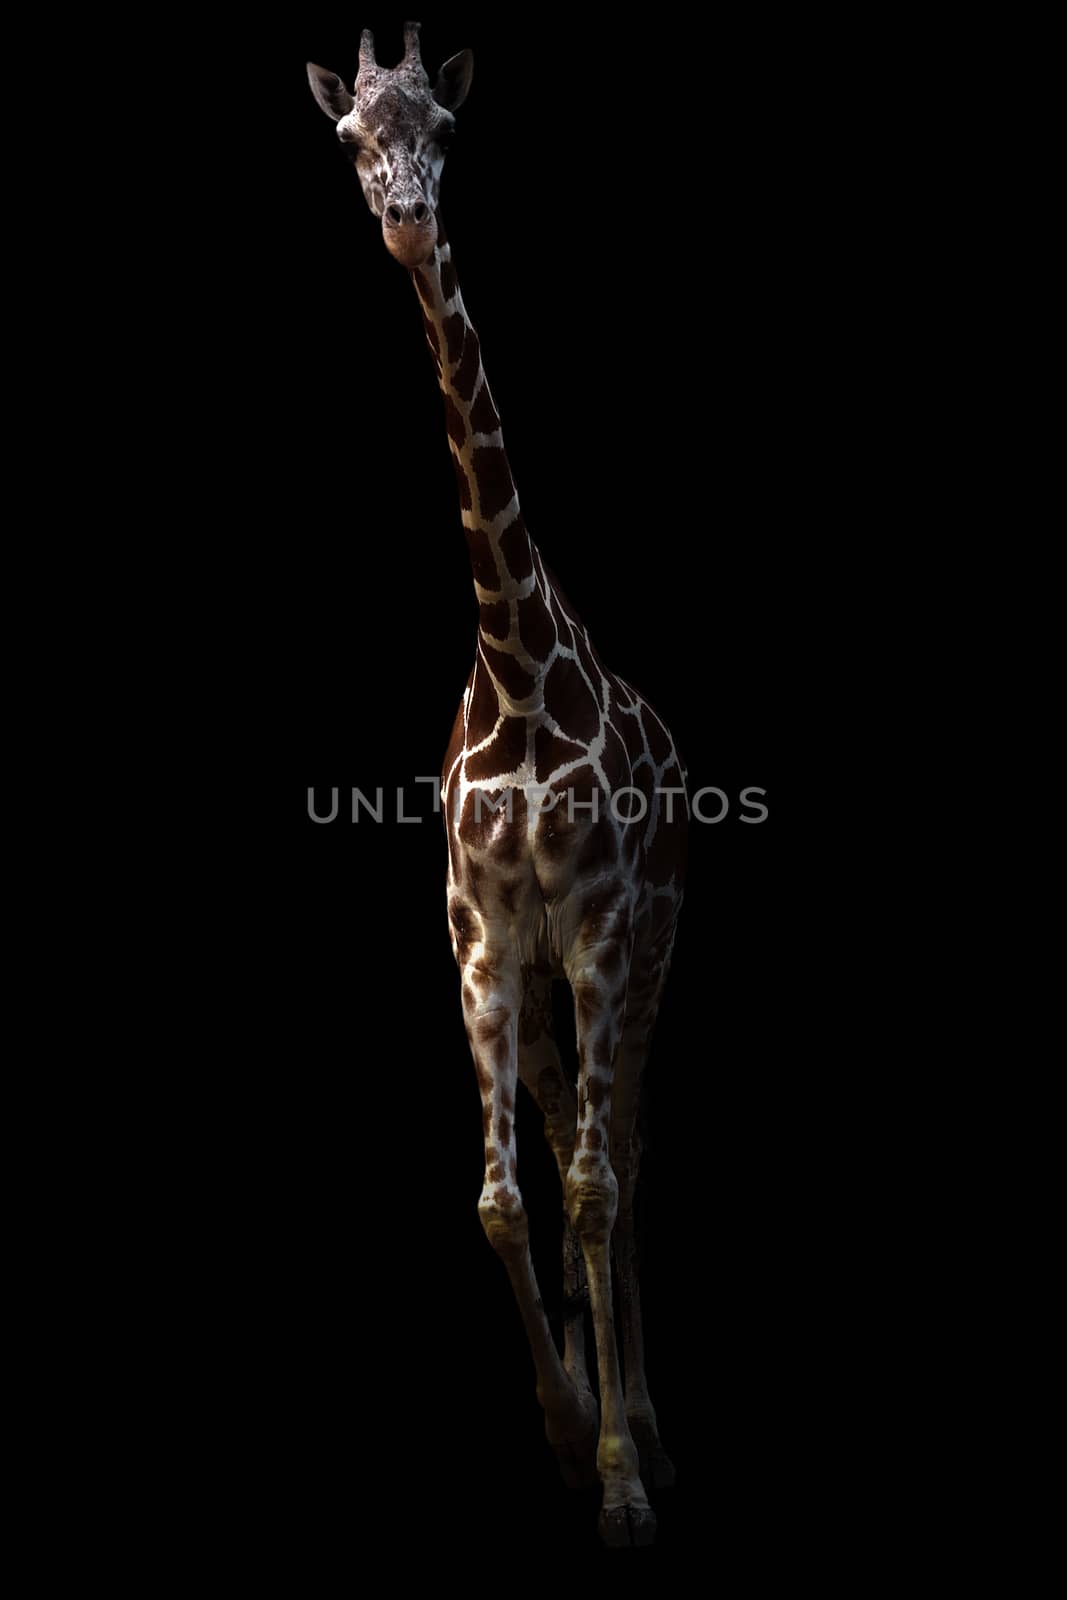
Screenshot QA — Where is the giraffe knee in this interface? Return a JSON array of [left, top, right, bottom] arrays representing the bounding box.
[[565, 1159, 619, 1243], [478, 1188, 529, 1257]]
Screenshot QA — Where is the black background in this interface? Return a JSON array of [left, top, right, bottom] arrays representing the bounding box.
[[191, 8, 870, 1570]]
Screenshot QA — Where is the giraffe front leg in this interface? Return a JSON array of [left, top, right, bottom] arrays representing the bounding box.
[[565, 933, 657, 1550], [610, 1119, 675, 1492], [609, 934, 678, 1491], [460, 952, 590, 1469], [517, 970, 598, 1487]]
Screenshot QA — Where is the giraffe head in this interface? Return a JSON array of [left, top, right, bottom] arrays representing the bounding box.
[[308, 22, 473, 270]]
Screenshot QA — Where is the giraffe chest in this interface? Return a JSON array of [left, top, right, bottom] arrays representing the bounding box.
[[440, 661, 687, 972], [442, 742, 647, 980], [445, 851, 633, 984]]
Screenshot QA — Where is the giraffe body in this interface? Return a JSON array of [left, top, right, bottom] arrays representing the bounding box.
[[309, 25, 687, 1547]]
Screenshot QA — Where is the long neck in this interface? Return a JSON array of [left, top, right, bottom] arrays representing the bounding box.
[[413, 219, 559, 712]]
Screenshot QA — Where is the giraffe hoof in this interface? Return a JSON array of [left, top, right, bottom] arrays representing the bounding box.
[[599, 1502, 657, 1548]]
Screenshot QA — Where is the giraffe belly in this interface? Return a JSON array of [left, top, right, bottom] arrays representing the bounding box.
[[443, 681, 688, 979]]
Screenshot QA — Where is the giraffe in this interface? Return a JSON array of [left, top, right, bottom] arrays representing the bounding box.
[[308, 23, 688, 1549]]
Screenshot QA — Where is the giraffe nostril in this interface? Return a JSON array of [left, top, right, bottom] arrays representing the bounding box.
[[413, 202, 429, 225], [386, 204, 403, 226]]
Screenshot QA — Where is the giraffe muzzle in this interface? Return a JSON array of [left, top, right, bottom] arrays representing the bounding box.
[[382, 201, 438, 269]]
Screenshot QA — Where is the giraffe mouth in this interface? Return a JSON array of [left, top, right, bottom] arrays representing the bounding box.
[[383, 217, 438, 270]]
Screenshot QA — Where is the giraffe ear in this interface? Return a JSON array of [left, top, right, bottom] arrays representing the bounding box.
[[307, 62, 355, 122], [433, 49, 474, 112]]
